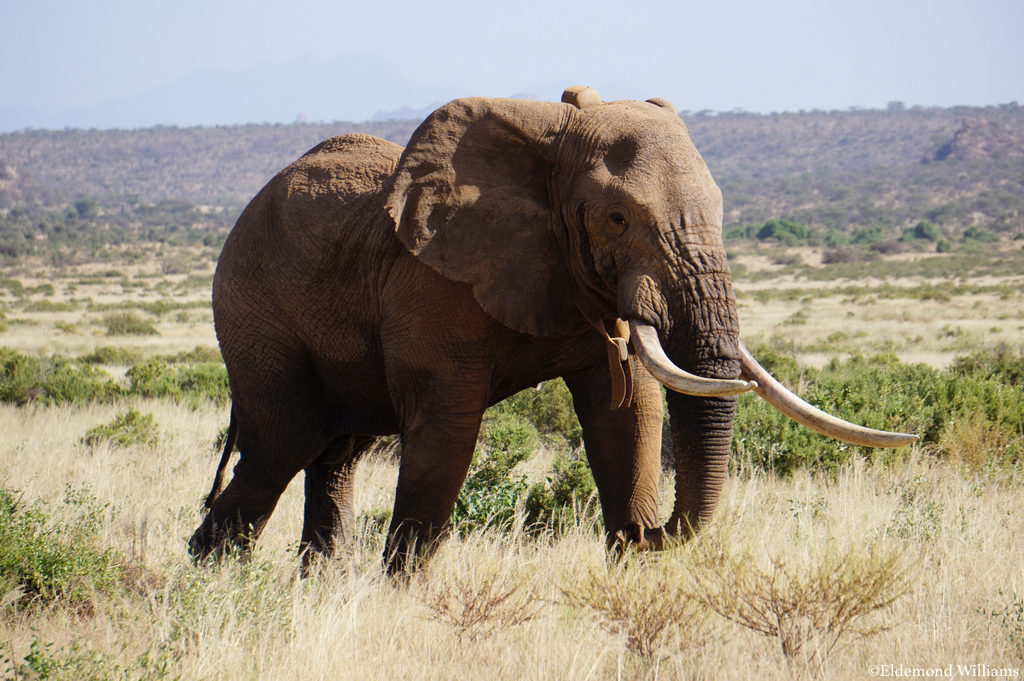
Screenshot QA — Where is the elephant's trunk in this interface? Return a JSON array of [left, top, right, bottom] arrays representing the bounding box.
[[665, 390, 737, 535], [621, 263, 743, 536]]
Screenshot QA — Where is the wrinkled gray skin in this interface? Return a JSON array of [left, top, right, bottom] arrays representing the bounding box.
[[190, 95, 741, 573]]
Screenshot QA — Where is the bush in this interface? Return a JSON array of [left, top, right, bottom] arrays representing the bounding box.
[[79, 345, 143, 366], [451, 414, 537, 533], [0, 349, 119, 405], [175, 363, 230, 402], [0, 348, 227, 406], [690, 530, 914, 665], [22, 300, 77, 313], [123, 358, 229, 403], [0, 485, 121, 610], [492, 379, 582, 448], [936, 239, 952, 253], [125, 359, 179, 398], [951, 345, 1024, 386], [160, 345, 222, 364], [851, 226, 885, 245], [733, 352, 1024, 475], [419, 556, 539, 642], [524, 452, 598, 529], [756, 218, 808, 243], [560, 553, 708, 658], [821, 247, 860, 264], [870, 240, 904, 255], [104, 311, 158, 336], [963, 227, 999, 243], [82, 408, 158, 448], [914, 220, 940, 241]]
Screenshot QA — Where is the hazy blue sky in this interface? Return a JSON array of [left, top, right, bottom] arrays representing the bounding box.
[[3, 0, 1022, 124]]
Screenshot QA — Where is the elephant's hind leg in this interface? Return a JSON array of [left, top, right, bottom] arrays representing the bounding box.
[[189, 362, 333, 562], [300, 435, 376, 573]]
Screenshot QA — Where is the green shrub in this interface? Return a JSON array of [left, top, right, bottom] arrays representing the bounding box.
[[733, 352, 1024, 475], [104, 311, 158, 336], [851, 226, 885, 245], [0, 349, 119, 405], [124, 358, 229, 403], [0, 485, 120, 610], [1, 279, 25, 297], [524, 452, 598, 530], [492, 379, 582, 448], [1, 348, 227, 406], [22, 300, 77, 313], [125, 359, 180, 398], [936, 239, 952, 253], [451, 414, 537, 533], [157, 345, 223, 364], [757, 218, 808, 243], [41, 357, 119, 404], [900, 220, 942, 243], [82, 408, 158, 448], [914, 220, 940, 241], [79, 345, 143, 366], [26, 284, 54, 297], [963, 227, 999, 243], [175, 363, 230, 402], [951, 345, 1024, 386], [0, 348, 42, 404]]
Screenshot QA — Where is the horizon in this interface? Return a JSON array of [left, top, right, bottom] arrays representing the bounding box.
[[3, 96, 1021, 138], [2, 0, 1022, 133]]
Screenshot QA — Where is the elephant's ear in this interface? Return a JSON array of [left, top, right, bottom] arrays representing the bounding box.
[[385, 97, 578, 337]]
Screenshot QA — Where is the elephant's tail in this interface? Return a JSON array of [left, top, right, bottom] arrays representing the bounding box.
[[204, 409, 238, 509]]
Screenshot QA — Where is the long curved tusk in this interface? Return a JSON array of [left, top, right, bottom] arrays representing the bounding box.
[[629, 321, 758, 397], [738, 342, 918, 448]]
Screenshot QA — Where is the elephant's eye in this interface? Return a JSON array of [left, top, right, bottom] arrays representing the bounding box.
[[609, 211, 628, 227]]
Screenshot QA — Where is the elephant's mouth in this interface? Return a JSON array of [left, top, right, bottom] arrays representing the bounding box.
[[628, 320, 918, 448]]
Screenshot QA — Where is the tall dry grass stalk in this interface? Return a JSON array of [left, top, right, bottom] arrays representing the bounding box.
[[1, 401, 1023, 678]]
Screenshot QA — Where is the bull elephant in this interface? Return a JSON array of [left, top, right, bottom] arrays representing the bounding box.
[[189, 86, 915, 573]]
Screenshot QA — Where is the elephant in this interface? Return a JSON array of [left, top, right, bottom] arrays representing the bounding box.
[[189, 86, 916, 573]]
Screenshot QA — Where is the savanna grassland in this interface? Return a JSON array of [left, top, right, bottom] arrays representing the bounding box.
[[2, 107, 1024, 679]]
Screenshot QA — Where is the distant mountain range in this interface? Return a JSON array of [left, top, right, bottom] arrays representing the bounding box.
[[0, 53, 466, 133], [0, 54, 648, 133], [2, 103, 1021, 241]]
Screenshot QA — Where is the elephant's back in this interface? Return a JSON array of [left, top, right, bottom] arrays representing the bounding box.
[[289, 134, 403, 205], [215, 133, 402, 297], [213, 133, 404, 374]]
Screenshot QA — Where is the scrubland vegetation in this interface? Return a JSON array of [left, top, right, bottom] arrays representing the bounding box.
[[1, 107, 1023, 678], [0, 233, 1020, 679]]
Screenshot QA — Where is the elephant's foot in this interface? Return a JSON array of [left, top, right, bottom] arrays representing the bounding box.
[[188, 512, 262, 563], [662, 513, 702, 541], [189, 475, 283, 564], [297, 437, 372, 577], [299, 537, 353, 578], [607, 522, 669, 553], [383, 518, 445, 577]]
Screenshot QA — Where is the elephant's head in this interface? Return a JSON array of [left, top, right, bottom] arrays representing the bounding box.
[[386, 87, 916, 536]]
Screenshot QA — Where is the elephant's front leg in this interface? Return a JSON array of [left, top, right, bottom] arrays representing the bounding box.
[[378, 258, 499, 574], [564, 357, 665, 547], [300, 435, 376, 574], [384, 405, 485, 574]]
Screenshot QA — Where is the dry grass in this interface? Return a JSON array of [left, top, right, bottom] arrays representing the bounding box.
[[1, 402, 1022, 678], [2, 254, 1024, 677]]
